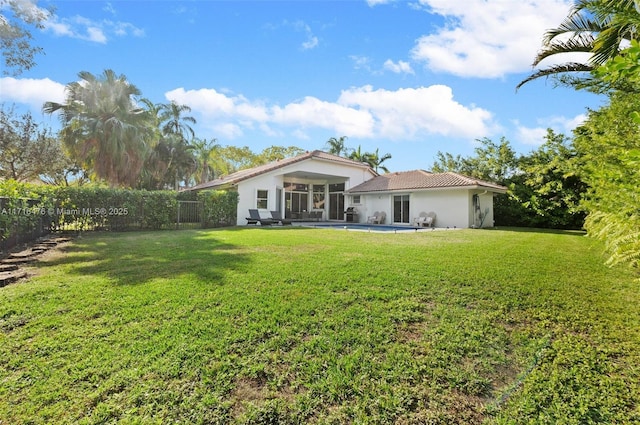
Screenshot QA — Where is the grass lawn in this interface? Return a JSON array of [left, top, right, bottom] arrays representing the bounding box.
[[1, 227, 639, 424]]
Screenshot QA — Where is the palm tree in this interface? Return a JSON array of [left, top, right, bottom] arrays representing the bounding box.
[[138, 100, 198, 189], [348, 145, 392, 172], [517, 0, 640, 90], [164, 134, 197, 189], [325, 136, 349, 156], [159, 101, 196, 141], [368, 148, 392, 173], [192, 138, 218, 184], [43, 69, 153, 187], [348, 145, 370, 164]]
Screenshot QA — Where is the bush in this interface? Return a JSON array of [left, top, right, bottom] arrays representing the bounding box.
[[199, 190, 239, 228], [0, 181, 239, 239]]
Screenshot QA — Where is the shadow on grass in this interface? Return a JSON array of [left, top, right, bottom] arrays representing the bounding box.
[[489, 226, 587, 237], [37, 229, 250, 285]]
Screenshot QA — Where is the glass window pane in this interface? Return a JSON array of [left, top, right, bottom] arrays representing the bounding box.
[[329, 183, 345, 192], [257, 190, 268, 209]]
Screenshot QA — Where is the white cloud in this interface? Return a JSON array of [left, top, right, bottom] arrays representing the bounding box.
[[515, 124, 549, 146], [350, 55, 372, 72], [272, 96, 375, 137], [166, 84, 496, 142], [103, 2, 116, 16], [293, 20, 319, 50], [43, 14, 144, 43], [338, 85, 495, 139], [0, 77, 66, 109], [514, 113, 587, 145], [549, 113, 587, 132], [366, 0, 395, 5], [266, 20, 319, 51], [302, 35, 319, 50], [214, 123, 244, 139], [165, 87, 269, 122], [410, 0, 574, 78], [383, 59, 415, 75], [86, 26, 107, 43], [1, 76, 497, 144], [2, 0, 52, 22]]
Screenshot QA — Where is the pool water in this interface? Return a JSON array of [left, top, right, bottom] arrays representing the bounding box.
[[306, 223, 430, 232]]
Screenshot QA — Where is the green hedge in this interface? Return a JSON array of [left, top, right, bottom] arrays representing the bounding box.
[[0, 181, 238, 238], [199, 190, 239, 228]]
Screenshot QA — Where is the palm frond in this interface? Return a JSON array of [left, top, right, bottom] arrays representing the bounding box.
[[517, 63, 594, 90], [532, 33, 596, 66], [542, 13, 602, 46]]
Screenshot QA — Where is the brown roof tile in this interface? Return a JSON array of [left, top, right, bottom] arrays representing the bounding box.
[[187, 150, 375, 191], [346, 170, 507, 193]]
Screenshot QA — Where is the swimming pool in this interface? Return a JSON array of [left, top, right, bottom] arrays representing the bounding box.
[[305, 223, 431, 233]]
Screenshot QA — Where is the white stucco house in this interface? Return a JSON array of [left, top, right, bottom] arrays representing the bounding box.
[[187, 150, 507, 228], [188, 150, 378, 226]]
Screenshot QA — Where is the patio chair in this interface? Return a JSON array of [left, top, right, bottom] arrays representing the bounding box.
[[246, 209, 276, 226], [426, 211, 436, 227], [367, 211, 380, 224], [372, 211, 386, 224], [270, 210, 292, 225], [414, 212, 429, 227]]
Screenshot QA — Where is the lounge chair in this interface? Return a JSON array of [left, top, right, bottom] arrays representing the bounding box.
[[246, 209, 276, 226], [270, 210, 292, 225]]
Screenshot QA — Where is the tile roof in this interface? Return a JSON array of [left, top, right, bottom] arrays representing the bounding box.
[[186, 150, 375, 191], [346, 170, 507, 193]]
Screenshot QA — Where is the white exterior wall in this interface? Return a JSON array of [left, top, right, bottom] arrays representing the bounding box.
[[353, 195, 391, 224], [468, 191, 496, 228], [409, 189, 469, 228], [236, 173, 283, 225], [234, 159, 374, 225], [354, 189, 497, 228]]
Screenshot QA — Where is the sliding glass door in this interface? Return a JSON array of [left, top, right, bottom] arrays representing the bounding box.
[[393, 195, 410, 223], [328, 183, 345, 220]]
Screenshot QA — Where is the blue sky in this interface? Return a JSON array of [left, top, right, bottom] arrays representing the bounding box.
[[1, 0, 604, 172]]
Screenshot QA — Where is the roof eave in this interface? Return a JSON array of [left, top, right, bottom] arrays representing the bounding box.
[[347, 185, 507, 195]]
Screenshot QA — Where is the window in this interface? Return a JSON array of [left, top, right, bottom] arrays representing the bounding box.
[[284, 182, 308, 192], [352, 195, 361, 204], [256, 190, 268, 209], [284, 182, 309, 218], [328, 182, 345, 192]]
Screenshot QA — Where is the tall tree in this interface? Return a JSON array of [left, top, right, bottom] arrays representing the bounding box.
[[517, 0, 640, 90], [368, 148, 392, 173], [433, 137, 518, 184], [348, 145, 370, 164], [432, 135, 585, 229], [191, 138, 218, 185], [254, 145, 305, 165], [515, 130, 586, 229], [0, 0, 50, 75], [43, 69, 154, 187], [325, 136, 349, 156], [574, 91, 640, 267], [158, 101, 196, 141], [0, 106, 63, 181]]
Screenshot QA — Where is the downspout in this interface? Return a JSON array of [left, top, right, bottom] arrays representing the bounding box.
[[473, 190, 488, 228], [477, 190, 489, 228]]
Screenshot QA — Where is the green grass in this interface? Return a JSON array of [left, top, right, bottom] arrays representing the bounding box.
[[1, 227, 639, 424]]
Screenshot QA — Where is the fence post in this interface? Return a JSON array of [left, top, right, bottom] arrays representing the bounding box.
[[176, 202, 180, 230]]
